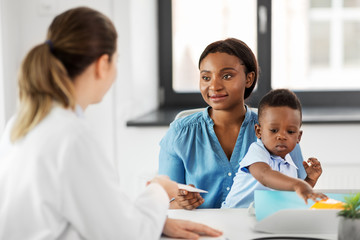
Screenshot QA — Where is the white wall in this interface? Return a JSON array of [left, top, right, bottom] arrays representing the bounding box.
[[0, 0, 117, 173], [112, 0, 165, 198], [301, 124, 360, 190], [0, 0, 5, 136], [1, 0, 21, 128], [0, 0, 163, 198], [0, 0, 359, 201]]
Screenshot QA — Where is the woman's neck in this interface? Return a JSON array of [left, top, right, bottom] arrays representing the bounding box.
[[210, 105, 247, 127]]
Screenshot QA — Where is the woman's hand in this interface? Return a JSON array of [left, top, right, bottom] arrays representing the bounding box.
[[303, 157, 322, 187], [293, 181, 327, 204], [173, 184, 204, 210], [162, 218, 222, 239]]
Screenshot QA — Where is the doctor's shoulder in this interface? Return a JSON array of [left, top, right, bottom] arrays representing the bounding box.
[[32, 106, 92, 146]]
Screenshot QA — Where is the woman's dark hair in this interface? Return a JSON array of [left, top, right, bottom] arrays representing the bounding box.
[[198, 38, 259, 99], [12, 7, 117, 141]]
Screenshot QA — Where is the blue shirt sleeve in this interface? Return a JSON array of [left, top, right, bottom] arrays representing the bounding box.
[[158, 123, 186, 183], [289, 144, 306, 179], [239, 142, 271, 173]]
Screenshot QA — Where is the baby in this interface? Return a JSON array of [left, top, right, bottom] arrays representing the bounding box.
[[222, 89, 327, 208]]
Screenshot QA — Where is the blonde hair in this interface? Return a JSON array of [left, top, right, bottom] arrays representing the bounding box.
[[11, 7, 117, 141]]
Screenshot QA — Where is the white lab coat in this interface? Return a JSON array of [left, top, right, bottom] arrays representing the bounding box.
[[0, 105, 169, 240]]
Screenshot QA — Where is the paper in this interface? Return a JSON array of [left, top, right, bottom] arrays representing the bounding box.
[[178, 183, 208, 193]]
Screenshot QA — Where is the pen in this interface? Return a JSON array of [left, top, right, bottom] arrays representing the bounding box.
[[169, 197, 175, 203]]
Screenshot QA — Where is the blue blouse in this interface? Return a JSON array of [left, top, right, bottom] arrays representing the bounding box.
[[222, 139, 298, 208], [158, 106, 306, 208]]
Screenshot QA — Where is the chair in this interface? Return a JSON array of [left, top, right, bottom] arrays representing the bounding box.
[[175, 107, 258, 120], [174, 108, 205, 120]]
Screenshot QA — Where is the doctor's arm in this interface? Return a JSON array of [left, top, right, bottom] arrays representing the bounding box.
[[62, 130, 174, 240]]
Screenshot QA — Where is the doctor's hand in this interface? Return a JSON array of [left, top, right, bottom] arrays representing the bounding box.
[[162, 218, 223, 239], [172, 184, 204, 210], [149, 175, 178, 200]]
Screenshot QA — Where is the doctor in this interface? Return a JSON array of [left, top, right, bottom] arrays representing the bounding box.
[[0, 7, 222, 240]]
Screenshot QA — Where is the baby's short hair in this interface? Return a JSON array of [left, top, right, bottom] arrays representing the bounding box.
[[258, 88, 302, 122]]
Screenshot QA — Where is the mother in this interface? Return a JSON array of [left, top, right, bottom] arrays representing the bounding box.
[[159, 38, 308, 209]]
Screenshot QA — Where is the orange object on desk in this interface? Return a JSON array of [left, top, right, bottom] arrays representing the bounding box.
[[310, 198, 345, 210]]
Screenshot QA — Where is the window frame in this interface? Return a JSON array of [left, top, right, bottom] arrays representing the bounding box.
[[158, 0, 360, 110], [126, 0, 360, 127], [158, 0, 268, 109], [158, 0, 206, 108]]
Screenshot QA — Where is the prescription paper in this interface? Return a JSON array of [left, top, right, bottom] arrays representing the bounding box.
[[178, 184, 208, 193]]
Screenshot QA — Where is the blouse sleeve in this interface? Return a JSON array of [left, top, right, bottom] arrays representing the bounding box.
[[158, 123, 186, 183], [59, 126, 169, 240], [289, 143, 306, 179]]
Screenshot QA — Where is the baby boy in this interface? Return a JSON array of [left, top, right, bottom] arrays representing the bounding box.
[[222, 89, 327, 208]]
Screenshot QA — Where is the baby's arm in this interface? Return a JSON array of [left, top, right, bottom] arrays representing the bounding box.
[[303, 157, 322, 187], [248, 162, 327, 204]]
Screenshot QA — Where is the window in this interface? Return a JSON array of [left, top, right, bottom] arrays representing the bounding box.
[[159, 0, 261, 108], [157, 0, 273, 109], [271, 0, 360, 108], [171, 0, 257, 93], [159, 0, 360, 113], [128, 0, 360, 126]]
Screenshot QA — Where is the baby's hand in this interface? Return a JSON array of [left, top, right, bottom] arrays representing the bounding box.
[[294, 181, 328, 204], [303, 157, 322, 187]]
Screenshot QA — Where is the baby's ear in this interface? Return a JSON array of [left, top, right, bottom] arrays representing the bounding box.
[[297, 130, 303, 143], [254, 124, 261, 139]]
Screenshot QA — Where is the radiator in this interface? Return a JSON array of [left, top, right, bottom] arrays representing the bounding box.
[[314, 165, 360, 190]]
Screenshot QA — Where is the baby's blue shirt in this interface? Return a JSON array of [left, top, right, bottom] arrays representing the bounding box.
[[159, 106, 306, 208], [222, 139, 299, 208]]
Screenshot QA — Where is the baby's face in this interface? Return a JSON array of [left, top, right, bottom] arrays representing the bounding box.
[[255, 106, 302, 159]]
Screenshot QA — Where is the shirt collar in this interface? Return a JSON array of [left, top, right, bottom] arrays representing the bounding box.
[[203, 105, 252, 126], [282, 154, 298, 169], [75, 104, 85, 118], [202, 106, 213, 125], [257, 139, 298, 169]]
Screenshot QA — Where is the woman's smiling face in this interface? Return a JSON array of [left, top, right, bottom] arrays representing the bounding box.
[[199, 52, 254, 111]]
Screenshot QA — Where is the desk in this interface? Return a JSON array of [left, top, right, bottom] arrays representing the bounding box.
[[161, 209, 336, 240]]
